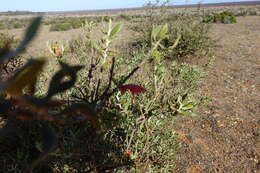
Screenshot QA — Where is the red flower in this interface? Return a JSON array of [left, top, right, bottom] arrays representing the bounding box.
[[124, 150, 133, 156], [120, 84, 146, 95]]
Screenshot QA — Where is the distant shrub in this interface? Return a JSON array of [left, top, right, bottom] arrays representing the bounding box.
[[131, 14, 213, 60], [0, 18, 29, 30], [49, 23, 71, 31], [203, 11, 237, 24], [70, 19, 84, 29], [118, 14, 132, 21], [48, 17, 87, 31], [0, 23, 5, 30], [102, 16, 114, 22], [167, 16, 212, 59]]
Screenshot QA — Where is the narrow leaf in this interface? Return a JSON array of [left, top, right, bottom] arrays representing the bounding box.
[[109, 23, 122, 40], [56, 103, 99, 128], [158, 23, 169, 40], [169, 34, 181, 49], [151, 25, 161, 41]]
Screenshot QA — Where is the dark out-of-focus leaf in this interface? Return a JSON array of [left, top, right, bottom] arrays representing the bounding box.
[[14, 109, 36, 121], [0, 17, 42, 62], [13, 95, 63, 113], [27, 124, 57, 172], [0, 94, 12, 116], [1, 59, 45, 96], [55, 103, 99, 128], [46, 62, 83, 98], [0, 119, 16, 139]]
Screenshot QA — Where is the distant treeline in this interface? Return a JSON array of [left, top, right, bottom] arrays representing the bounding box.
[[0, 11, 46, 16]]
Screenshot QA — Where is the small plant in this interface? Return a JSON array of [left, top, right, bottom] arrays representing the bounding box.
[[47, 41, 66, 59]]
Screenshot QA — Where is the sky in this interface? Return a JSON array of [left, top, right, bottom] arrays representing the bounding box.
[[0, 0, 257, 12]]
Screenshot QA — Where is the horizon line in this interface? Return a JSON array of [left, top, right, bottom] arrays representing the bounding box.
[[0, 0, 259, 13]]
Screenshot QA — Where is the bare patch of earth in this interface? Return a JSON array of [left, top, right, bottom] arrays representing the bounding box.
[[174, 16, 260, 173]]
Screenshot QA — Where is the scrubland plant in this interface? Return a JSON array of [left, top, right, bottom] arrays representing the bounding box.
[[0, 18, 30, 30], [203, 11, 237, 24], [131, 13, 212, 60], [0, 10, 210, 172], [0, 17, 140, 172]]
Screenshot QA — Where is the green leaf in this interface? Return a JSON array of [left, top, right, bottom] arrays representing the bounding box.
[[46, 62, 83, 98], [158, 23, 168, 40], [169, 34, 181, 49], [109, 23, 122, 40], [182, 103, 194, 110], [2, 59, 46, 96], [151, 25, 161, 41]]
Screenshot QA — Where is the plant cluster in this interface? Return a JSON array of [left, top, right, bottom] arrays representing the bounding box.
[[203, 11, 237, 24], [47, 16, 114, 32], [0, 18, 31, 30], [0, 9, 211, 172], [131, 13, 212, 60]]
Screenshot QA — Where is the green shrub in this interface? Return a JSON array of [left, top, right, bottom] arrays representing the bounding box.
[[49, 23, 72, 31], [131, 14, 213, 60], [103, 16, 114, 22], [0, 18, 30, 30], [203, 11, 237, 24], [167, 17, 212, 59], [48, 17, 87, 31], [118, 14, 132, 21], [70, 19, 84, 29]]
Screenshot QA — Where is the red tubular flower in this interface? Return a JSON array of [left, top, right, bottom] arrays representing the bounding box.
[[119, 84, 146, 95], [124, 150, 133, 156]]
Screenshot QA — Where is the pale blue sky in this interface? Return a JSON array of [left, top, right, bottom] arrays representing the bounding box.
[[0, 0, 256, 12]]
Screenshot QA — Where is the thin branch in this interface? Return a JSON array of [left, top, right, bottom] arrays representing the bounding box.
[[95, 66, 139, 111], [99, 57, 115, 101]]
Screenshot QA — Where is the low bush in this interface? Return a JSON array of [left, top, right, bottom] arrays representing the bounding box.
[[167, 15, 212, 59], [131, 14, 213, 60], [203, 11, 237, 24], [118, 14, 132, 21], [0, 18, 30, 30], [49, 23, 72, 31], [48, 17, 86, 31]]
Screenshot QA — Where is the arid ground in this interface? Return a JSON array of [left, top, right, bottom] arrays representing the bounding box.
[[174, 16, 260, 173]]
